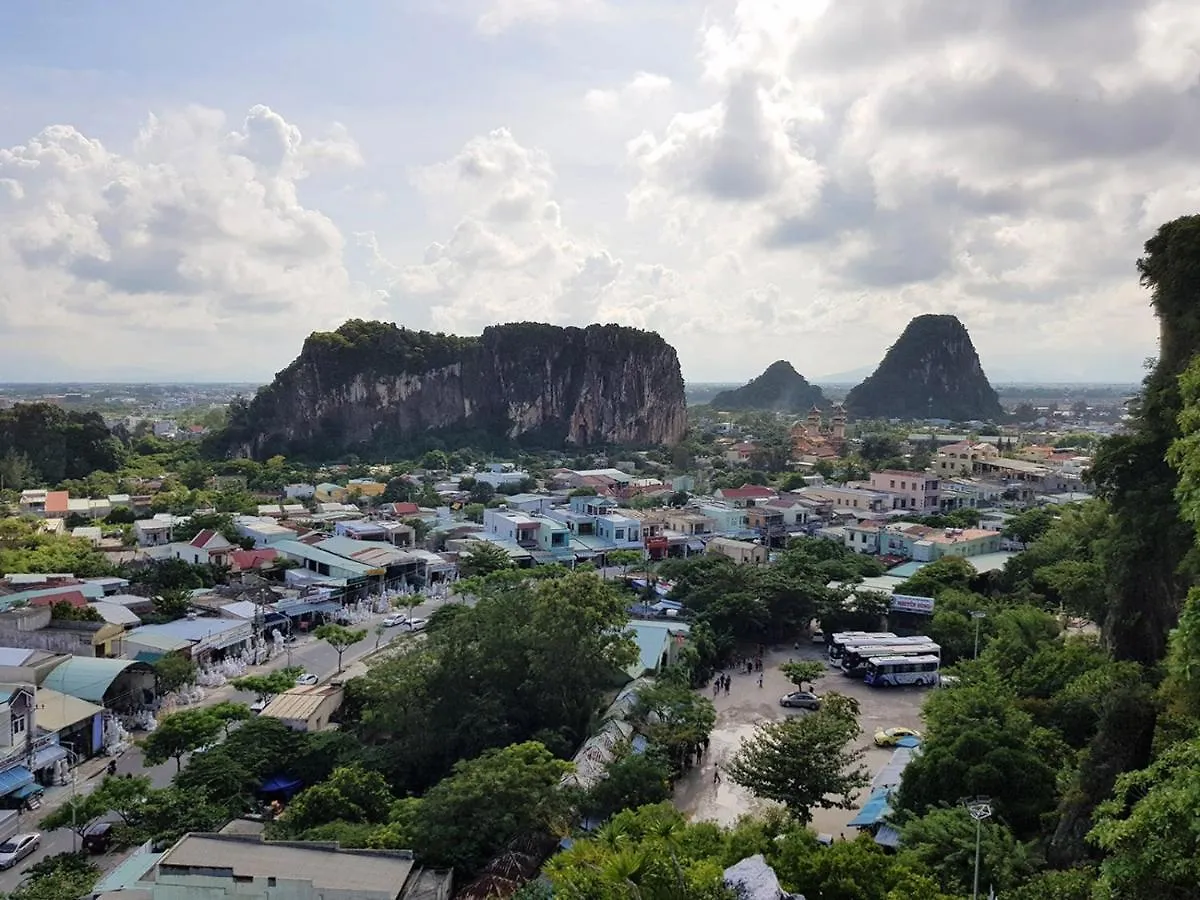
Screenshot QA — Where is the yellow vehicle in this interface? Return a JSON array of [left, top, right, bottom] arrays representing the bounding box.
[[873, 726, 922, 747]]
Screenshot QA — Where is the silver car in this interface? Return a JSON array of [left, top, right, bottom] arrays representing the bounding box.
[[0, 833, 40, 869]]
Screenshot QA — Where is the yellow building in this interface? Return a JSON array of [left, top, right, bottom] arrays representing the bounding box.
[[346, 479, 387, 498]]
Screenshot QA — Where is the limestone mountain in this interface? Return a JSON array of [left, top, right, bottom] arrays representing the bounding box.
[[218, 320, 686, 459], [845, 315, 1002, 421], [709, 361, 828, 412]]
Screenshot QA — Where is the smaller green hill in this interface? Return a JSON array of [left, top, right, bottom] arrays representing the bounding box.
[[709, 361, 828, 412]]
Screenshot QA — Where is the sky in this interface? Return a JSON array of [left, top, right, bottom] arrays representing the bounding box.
[[0, 0, 1192, 384]]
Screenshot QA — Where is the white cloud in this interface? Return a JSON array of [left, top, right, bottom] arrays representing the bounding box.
[[0, 105, 378, 378]]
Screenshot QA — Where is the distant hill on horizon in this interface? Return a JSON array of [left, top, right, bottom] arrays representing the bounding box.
[[707, 361, 827, 412]]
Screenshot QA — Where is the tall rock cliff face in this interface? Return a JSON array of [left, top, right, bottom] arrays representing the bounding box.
[[709, 361, 828, 412], [845, 315, 1002, 421], [220, 320, 687, 458]]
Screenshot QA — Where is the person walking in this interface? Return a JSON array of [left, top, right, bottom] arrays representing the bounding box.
[[757, 673, 764, 688], [713, 768, 721, 785]]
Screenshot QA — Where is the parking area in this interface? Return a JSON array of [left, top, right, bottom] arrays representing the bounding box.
[[674, 643, 932, 836]]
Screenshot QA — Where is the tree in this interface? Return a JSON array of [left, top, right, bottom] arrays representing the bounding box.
[[314, 623, 368, 674], [1089, 736, 1200, 898], [40, 790, 113, 843], [281, 765, 395, 833], [779, 660, 826, 690], [629, 681, 716, 773], [92, 774, 154, 826], [607, 549, 644, 578], [154, 653, 198, 693], [459, 540, 514, 578], [153, 587, 193, 621], [899, 806, 1036, 895], [726, 694, 868, 825], [141, 708, 223, 771], [1003, 506, 1057, 546], [231, 666, 303, 703], [209, 699, 253, 735], [133, 786, 231, 846], [7, 853, 101, 900], [582, 745, 674, 822], [409, 741, 573, 874]]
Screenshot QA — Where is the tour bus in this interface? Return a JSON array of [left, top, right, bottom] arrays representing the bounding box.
[[841, 640, 940, 677], [835, 635, 935, 668], [863, 654, 942, 687], [827, 631, 896, 664]]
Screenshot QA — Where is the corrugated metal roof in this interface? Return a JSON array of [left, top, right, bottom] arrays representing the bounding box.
[[89, 602, 142, 626], [36, 687, 105, 731], [260, 685, 342, 722], [43, 656, 148, 703], [274, 540, 377, 576]]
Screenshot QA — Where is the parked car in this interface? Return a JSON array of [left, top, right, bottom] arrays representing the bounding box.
[[0, 833, 40, 869], [382, 614, 408, 627], [873, 726, 923, 747], [810, 629, 825, 644], [82, 821, 114, 854], [295, 673, 319, 686], [249, 695, 275, 714], [779, 691, 822, 710], [403, 618, 428, 632]]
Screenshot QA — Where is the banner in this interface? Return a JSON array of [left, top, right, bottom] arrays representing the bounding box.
[[890, 594, 935, 615]]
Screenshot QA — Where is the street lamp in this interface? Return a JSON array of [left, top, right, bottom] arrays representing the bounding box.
[[971, 611, 987, 659], [965, 797, 993, 900], [58, 744, 81, 852]]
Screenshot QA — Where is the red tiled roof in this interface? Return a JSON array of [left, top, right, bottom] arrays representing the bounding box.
[[390, 502, 420, 515], [718, 485, 777, 499], [190, 529, 217, 548], [30, 589, 87, 608], [45, 491, 70, 514], [230, 548, 279, 570]]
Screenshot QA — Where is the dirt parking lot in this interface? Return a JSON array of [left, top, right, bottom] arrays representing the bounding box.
[[674, 642, 933, 836]]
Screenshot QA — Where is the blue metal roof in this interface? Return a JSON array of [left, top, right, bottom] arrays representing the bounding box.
[[0, 766, 34, 797], [43, 656, 148, 703], [847, 788, 893, 828]]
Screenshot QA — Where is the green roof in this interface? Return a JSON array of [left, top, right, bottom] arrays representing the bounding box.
[[43, 656, 149, 704]]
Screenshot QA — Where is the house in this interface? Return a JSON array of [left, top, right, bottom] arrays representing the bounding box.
[[256, 504, 284, 518], [259, 685, 344, 732], [284, 484, 315, 500], [867, 471, 941, 511], [229, 548, 279, 573], [934, 441, 999, 477], [381, 501, 422, 519], [482, 509, 572, 558], [124, 619, 254, 664], [745, 506, 787, 547], [706, 537, 769, 565], [762, 496, 816, 529], [18, 490, 47, 516], [474, 463, 530, 488], [173, 530, 235, 567], [714, 484, 777, 508], [594, 512, 641, 548], [44, 491, 69, 520], [500, 493, 555, 515], [234, 517, 298, 548], [314, 483, 349, 503], [693, 502, 751, 534], [663, 510, 714, 536], [380, 522, 415, 548], [281, 503, 307, 518], [627, 621, 691, 678], [134, 518, 174, 547], [723, 442, 757, 465], [796, 484, 890, 512], [334, 520, 388, 541], [274, 540, 384, 595], [71, 527, 103, 547], [143, 832, 449, 900], [34, 686, 106, 757], [346, 479, 386, 498]]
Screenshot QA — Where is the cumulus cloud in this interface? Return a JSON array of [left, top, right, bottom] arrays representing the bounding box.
[[611, 0, 1200, 372], [584, 71, 672, 112], [0, 105, 377, 378], [388, 128, 685, 335]]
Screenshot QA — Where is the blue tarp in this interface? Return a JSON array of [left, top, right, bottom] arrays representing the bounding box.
[[895, 735, 921, 748], [847, 788, 892, 828], [10, 782, 43, 801], [259, 775, 303, 795], [0, 766, 34, 797]]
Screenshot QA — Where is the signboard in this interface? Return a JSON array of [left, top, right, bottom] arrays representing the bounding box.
[[890, 594, 935, 615]]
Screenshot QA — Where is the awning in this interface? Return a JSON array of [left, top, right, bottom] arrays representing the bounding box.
[[10, 782, 43, 801], [32, 745, 68, 770], [135, 650, 164, 663], [0, 766, 34, 796], [687, 540, 705, 552], [875, 824, 902, 848], [847, 788, 893, 828]]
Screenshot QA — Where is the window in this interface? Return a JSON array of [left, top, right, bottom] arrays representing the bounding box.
[[889, 480, 895, 488], [615, 528, 625, 539], [10, 713, 26, 737]]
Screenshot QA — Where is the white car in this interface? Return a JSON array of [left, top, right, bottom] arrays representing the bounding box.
[[295, 673, 319, 686], [403, 618, 428, 632], [0, 833, 40, 869], [249, 695, 275, 714], [382, 614, 409, 627]]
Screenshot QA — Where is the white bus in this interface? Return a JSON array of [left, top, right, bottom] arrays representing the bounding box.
[[841, 640, 940, 676], [827, 632, 896, 663], [863, 654, 942, 687]]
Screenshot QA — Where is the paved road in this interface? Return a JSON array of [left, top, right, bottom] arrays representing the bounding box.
[[0, 598, 449, 891]]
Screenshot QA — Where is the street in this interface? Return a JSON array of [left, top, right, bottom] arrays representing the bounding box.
[[0, 596, 447, 892]]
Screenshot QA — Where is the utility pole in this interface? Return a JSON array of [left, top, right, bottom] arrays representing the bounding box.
[[971, 610, 987, 658], [965, 797, 993, 900]]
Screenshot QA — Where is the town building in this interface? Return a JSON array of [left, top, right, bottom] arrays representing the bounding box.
[[705, 537, 769, 565], [867, 470, 941, 511]]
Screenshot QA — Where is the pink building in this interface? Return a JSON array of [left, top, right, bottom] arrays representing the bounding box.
[[869, 469, 941, 511]]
